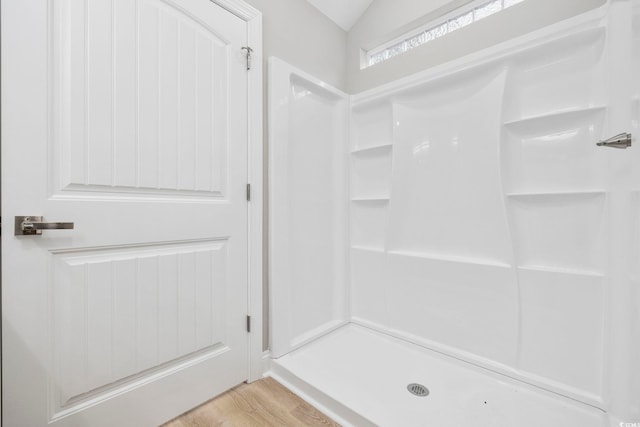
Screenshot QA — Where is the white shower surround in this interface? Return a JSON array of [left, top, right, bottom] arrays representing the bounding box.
[[268, 1, 640, 425]]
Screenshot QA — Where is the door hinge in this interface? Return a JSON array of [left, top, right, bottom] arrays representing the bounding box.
[[246, 315, 251, 333], [246, 183, 251, 201], [241, 46, 253, 71]]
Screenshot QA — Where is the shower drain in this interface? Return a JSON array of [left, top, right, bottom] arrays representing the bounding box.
[[407, 383, 429, 397]]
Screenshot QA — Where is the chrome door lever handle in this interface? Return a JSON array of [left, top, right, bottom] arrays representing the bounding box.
[[15, 216, 74, 236]]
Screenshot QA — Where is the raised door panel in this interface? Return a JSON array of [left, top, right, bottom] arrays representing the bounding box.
[[51, 0, 229, 199], [51, 240, 229, 419]]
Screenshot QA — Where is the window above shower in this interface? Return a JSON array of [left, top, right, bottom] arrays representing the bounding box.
[[365, 0, 526, 68]]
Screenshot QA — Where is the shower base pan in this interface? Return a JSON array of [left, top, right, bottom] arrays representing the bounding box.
[[268, 324, 605, 427]]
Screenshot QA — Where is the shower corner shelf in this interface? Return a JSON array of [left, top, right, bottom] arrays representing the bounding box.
[[502, 105, 607, 129], [517, 265, 605, 278], [351, 143, 393, 155], [351, 245, 386, 254], [351, 197, 390, 202], [506, 190, 606, 199], [385, 249, 512, 268]]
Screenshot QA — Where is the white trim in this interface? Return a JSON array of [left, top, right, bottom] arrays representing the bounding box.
[[245, 6, 264, 384], [261, 350, 271, 376], [210, 0, 261, 21], [211, 0, 263, 384]]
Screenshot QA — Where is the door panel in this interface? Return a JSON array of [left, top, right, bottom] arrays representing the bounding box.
[[2, 0, 249, 425], [52, 240, 229, 407], [52, 0, 231, 198]]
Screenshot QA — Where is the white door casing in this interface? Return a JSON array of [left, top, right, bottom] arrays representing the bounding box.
[[1, 0, 263, 425]]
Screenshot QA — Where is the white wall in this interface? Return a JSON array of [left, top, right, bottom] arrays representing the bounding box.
[[347, 0, 606, 93]]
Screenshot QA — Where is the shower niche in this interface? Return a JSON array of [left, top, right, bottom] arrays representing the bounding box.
[[268, 2, 640, 426]]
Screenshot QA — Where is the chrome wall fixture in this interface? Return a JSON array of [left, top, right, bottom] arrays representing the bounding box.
[[596, 132, 632, 149]]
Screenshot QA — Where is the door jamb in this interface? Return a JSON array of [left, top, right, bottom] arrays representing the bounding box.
[[210, 0, 264, 383]]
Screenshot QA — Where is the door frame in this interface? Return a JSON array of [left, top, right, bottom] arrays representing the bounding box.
[[0, 2, 264, 422], [220, 0, 265, 383], [210, 0, 265, 384]]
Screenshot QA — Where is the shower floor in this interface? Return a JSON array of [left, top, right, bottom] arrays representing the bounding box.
[[269, 324, 605, 427]]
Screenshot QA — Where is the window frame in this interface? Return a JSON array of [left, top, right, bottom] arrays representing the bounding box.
[[365, 0, 525, 68]]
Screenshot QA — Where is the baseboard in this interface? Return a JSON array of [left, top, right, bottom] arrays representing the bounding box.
[[261, 350, 271, 376]]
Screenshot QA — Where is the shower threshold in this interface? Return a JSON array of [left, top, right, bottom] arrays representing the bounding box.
[[267, 324, 605, 427]]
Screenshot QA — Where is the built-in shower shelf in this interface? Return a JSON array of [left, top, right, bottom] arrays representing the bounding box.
[[351, 197, 390, 202], [506, 190, 606, 199], [351, 245, 386, 253], [518, 265, 604, 278], [386, 250, 511, 268], [351, 193, 391, 202], [351, 143, 393, 155], [503, 106, 607, 130], [351, 143, 393, 199]]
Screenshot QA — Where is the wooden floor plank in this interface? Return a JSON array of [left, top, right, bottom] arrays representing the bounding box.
[[161, 377, 341, 427]]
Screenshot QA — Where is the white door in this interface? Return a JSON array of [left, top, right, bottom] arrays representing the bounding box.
[[2, 0, 250, 425]]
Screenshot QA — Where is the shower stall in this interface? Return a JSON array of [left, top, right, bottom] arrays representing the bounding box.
[[268, 1, 639, 426]]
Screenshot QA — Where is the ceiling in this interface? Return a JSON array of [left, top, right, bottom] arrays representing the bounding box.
[[305, 0, 374, 31]]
